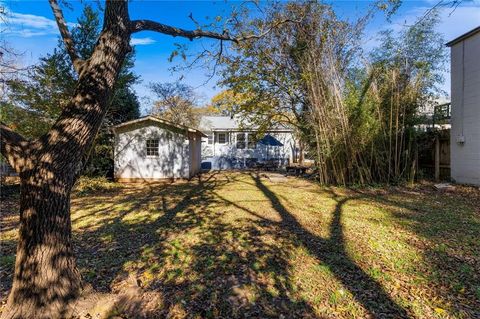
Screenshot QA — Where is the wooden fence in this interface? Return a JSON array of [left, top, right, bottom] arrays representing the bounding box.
[[418, 129, 450, 181]]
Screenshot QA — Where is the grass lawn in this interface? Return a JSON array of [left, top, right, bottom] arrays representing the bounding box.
[[1, 172, 479, 318]]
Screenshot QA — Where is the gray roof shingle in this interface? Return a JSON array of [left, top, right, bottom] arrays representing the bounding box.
[[199, 116, 292, 132]]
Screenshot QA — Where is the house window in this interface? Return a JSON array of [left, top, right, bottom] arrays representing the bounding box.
[[146, 139, 159, 156], [207, 133, 213, 145], [236, 133, 246, 149], [217, 132, 227, 144], [247, 134, 257, 149]]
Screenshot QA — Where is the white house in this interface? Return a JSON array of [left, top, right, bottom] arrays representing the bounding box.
[[113, 116, 205, 181], [199, 116, 297, 170], [447, 26, 480, 185]]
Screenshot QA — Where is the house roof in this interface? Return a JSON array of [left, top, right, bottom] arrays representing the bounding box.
[[199, 115, 293, 132], [446, 26, 480, 47], [112, 115, 207, 137], [199, 116, 239, 130]]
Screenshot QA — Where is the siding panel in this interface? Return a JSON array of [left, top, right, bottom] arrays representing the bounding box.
[[450, 31, 480, 185]]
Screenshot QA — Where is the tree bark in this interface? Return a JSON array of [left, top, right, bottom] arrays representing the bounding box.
[[1, 175, 81, 319]]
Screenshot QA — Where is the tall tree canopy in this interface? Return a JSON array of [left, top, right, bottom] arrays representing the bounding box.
[[149, 82, 200, 128], [219, 1, 446, 184]]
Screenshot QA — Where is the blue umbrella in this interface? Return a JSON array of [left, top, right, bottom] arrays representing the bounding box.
[[258, 134, 283, 163], [258, 134, 283, 146]]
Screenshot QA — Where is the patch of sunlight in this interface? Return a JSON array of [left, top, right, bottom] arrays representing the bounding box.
[[72, 211, 116, 230], [111, 201, 137, 212], [334, 200, 453, 318], [328, 288, 348, 305], [121, 209, 163, 225], [100, 233, 114, 244], [142, 264, 161, 285], [366, 266, 392, 282], [341, 201, 424, 271], [164, 267, 185, 284], [1, 229, 17, 241], [288, 245, 366, 318], [344, 201, 397, 225], [122, 260, 137, 270], [314, 263, 332, 275], [131, 237, 198, 288], [294, 207, 336, 240], [167, 303, 188, 318]]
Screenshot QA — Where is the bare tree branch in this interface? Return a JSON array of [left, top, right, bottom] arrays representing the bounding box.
[[0, 122, 28, 172], [235, 18, 298, 41], [48, 0, 84, 74], [130, 19, 236, 42], [130, 18, 298, 43], [417, 0, 463, 25]]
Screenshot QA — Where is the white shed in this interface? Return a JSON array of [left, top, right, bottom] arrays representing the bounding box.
[[112, 116, 205, 181], [447, 26, 480, 185]]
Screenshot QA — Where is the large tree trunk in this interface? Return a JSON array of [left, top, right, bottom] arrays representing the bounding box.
[[1, 176, 81, 319], [1, 3, 131, 318]]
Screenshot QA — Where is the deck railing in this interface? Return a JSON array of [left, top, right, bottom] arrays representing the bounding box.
[[432, 102, 451, 126]]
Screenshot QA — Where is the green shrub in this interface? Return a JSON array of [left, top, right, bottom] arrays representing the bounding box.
[[74, 176, 122, 196]]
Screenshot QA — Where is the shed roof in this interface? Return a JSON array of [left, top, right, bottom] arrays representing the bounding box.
[[446, 26, 480, 47], [112, 115, 207, 137]]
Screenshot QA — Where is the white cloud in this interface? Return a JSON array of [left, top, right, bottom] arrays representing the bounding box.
[[8, 12, 58, 29], [130, 37, 156, 46], [6, 29, 50, 37], [1, 9, 76, 38]]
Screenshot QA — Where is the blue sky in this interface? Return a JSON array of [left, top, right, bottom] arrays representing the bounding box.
[[1, 0, 480, 113]]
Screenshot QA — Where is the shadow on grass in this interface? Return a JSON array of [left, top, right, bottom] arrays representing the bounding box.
[[69, 172, 415, 317], [72, 171, 411, 317], [72, 172, 317, 318], [3, 172, 478, 317], [349, 188, 480, 317], [73, 173, 223, 291], [249, 173, 410, 318]]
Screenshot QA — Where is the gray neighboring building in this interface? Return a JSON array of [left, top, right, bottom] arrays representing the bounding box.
[[199, 116, 297, 170], [113, 116, 205, 181], [447, 26, 480, 185]]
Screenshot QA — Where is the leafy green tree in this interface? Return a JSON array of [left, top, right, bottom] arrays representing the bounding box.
[[362, 12, 447, 181], [1, 4, 140, 176], [219, 2, 352, 165], [0, 48, 75, 138], [219, 1, 445, 184]]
